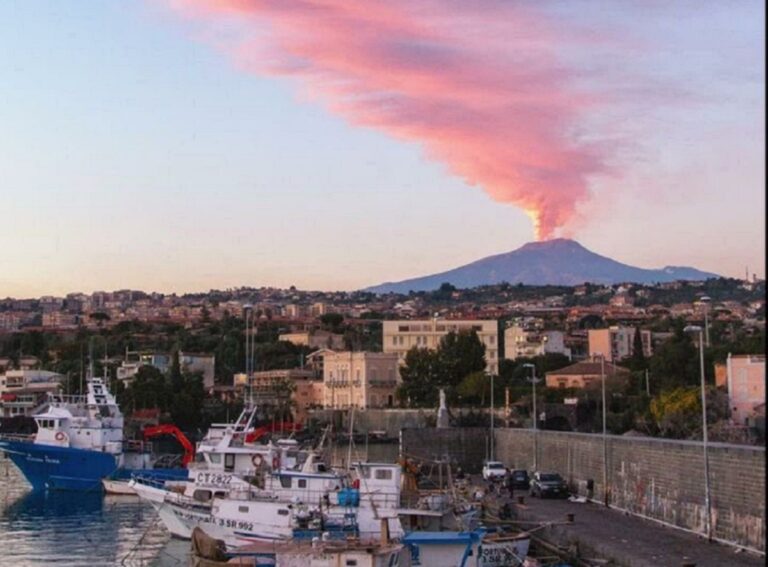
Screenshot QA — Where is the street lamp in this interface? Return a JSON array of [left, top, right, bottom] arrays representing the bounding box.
[[489, 373, 495, 461], [700, 296, 711, 347], [593, 354, 609, 507], [684, 324, 712, 541], [522, 363, 541, 471], [243, 304, 253, 407]]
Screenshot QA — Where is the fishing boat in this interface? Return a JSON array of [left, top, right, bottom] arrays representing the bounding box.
[[0, 375, 187, 491], [402, 528, 530, 567]]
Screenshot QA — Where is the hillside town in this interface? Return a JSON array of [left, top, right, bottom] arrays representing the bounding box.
[[1, 276, 764, 445]]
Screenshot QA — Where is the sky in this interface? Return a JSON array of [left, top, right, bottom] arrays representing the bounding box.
[[0, 1, 764, 297]]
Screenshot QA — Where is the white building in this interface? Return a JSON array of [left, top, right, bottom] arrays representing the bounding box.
[[0, 370, 64, 417], [383, 319, 499, 375], [588, 326, 652, 362], [504, 326, 571, 361]]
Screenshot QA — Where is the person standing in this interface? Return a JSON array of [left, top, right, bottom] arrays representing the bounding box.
[[504, 468, 514, 498]]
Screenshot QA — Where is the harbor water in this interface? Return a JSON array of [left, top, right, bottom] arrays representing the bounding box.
[[0, 459, 187, 566], [0, 442, 399, 566]]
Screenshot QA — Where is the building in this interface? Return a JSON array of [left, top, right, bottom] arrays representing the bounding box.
[[0, 370, 64, 417], [588, 326, 652, 362], [545, 360, 631, 389], [116, 350, 215, 390], [724, 354, 765, 425], [179, 352, 216, 390], [383, 319, 499, 374], [323, 351, 399, 410], [279, 331, 345, 350], [503, 325, 571, 361], [247, 369, 324, 423]]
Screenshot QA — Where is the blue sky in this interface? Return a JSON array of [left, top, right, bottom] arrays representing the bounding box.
[[0, 1, 764, 296]]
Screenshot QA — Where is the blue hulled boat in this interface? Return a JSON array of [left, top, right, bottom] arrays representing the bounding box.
[[0, 376, 187, 491]]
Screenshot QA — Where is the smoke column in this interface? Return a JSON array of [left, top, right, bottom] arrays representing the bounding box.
[[164, 0, 617, 238]]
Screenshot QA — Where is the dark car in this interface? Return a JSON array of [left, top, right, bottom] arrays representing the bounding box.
[[530, 472, 569, 498], [510, 469, 530, 490]]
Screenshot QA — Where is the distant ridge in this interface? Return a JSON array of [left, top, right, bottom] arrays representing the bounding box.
[[365, 238, 719, 293]]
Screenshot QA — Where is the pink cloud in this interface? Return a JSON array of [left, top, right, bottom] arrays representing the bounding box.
[[163, 0, 620, 238]]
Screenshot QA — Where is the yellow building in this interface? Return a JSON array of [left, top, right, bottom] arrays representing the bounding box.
[[323, 351, 399, 409], [383, 319, 499, 374]]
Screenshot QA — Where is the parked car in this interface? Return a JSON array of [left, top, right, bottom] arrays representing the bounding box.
[[510, 469, 530, 489], [530, 472, 569, 498], [481, 460, 507, 481]]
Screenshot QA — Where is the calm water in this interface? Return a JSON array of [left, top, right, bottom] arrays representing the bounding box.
[[0, 443, 399, 566], [0, 459, 189, 566]]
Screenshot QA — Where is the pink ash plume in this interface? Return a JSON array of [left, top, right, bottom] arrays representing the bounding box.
[[165, 0, 614, 239]]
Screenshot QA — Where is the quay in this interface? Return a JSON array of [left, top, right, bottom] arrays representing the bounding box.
[[473, 478, 764, 567]]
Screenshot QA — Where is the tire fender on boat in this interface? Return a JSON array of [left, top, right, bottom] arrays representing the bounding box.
[[252, 454, 263, 468], [55, 431, 66, 442], [272, 455, 280, 470]]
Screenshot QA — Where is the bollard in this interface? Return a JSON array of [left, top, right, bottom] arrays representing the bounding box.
[[566, 513, 574, 523], [517, 496, 525, 505]]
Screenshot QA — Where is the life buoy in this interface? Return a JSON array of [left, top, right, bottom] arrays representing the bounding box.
[[55, 431, 66, 442], [252, 454, 263, 468], [272, 455, 280, 470]]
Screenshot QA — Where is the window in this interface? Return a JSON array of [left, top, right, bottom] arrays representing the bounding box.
[[374, 469, 392, 480], [298, 479, 307, 488], [209, 454, 222, 464], [280, 476, 292, 488], [224, 453, 235, 472], [277, 509, 289, 516], [345, 561, 358, 566], [239, 506, 249, 513], [193, 490, 212, 502]]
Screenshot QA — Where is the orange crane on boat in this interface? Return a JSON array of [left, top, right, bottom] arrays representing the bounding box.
[[143, 424, 195, 467]]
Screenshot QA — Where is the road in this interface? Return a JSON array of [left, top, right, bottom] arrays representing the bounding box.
[[468, 477, 764, 567]]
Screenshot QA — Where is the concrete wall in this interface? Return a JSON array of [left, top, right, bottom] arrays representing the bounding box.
[[310, 409, 432, 437], [401, 427, 765, 552]]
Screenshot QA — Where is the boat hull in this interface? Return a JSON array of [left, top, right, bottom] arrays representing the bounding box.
[[0, 440, 188, 491], [0, 440, 118, 491]]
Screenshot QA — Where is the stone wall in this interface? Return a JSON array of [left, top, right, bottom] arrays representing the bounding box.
[[401, 427, 766, 552]]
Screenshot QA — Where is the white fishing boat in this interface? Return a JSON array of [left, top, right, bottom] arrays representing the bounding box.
[[134, 460, 404, 546]]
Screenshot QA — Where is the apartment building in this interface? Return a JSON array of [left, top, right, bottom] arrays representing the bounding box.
[[724, 354, 765, 425], [279, 330, 345, 350], [0, 370, 63, 417], [383, 319, 499, 374], [247, 369, 323, 423], [323, 351, 399, 410], [504, 325, 571, 361], [588, 326, 652, 362]]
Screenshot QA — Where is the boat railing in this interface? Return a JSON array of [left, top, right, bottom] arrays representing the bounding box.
[[123, 439, 152, 453], [48, 394, 88, 405], [0, 433, 36, 443]]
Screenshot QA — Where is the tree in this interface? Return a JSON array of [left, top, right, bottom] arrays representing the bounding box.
[[626, 327, 648, 371], [170, 349, 183, 392], [397, 347, 444, 407], [456, 370, 491, 406], [319, 313, 344, 333], [438, 330, 486, 394], [650, 387, 698, 438], [648, 324, 699, 390]]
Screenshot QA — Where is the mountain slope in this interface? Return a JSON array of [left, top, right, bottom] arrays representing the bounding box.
[[365, 239, 719, 293]]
